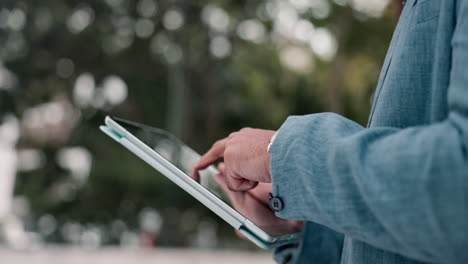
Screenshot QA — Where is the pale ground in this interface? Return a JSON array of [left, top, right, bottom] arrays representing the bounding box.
[[0, 247, 275, 264]]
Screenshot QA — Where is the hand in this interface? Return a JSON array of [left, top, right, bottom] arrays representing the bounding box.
[[191, 128, 275, 191], [214, 163, 303, 238]]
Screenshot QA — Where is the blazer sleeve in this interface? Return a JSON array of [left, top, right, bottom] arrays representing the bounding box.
[[273, 222, 344, 264], [269, 2, 468, 263]]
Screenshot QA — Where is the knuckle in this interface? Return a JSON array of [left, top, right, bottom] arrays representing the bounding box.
[[223, 148, 234, 161], [228, 132, 237, 139]]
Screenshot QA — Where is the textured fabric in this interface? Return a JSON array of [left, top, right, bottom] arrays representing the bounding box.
[[274, 223, 344, 264], [270, 0, 468, 263]]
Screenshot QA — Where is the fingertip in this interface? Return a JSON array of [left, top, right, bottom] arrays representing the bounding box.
[[190, 168, 200, 182], [235, 230, 247, 240]]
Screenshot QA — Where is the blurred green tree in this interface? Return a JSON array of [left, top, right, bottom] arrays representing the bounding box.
[[0, 0, 396, 248]]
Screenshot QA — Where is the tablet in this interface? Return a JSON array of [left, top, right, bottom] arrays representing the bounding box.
[[100, 116, 301, 249]]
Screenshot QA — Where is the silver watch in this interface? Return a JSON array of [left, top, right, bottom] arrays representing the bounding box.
[[267, 132, 278, 153]]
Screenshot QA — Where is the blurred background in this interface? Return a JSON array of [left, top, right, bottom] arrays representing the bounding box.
[[0, 0, 399, 262]]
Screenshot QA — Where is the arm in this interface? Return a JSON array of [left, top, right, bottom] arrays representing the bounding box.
[[270, 4, 468, 263], [274, 222, 344, 264]]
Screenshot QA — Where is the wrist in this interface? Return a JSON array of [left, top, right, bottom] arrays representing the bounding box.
[[264, 131, 277, 182]]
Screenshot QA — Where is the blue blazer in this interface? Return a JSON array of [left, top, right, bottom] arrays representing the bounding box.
[[270, 0, 468, 263]]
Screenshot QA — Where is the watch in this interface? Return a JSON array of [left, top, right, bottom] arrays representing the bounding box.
[[267, 132, 278, 153]]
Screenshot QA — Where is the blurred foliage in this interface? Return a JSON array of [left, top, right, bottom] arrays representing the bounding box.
[[0, 0, 396, 248]]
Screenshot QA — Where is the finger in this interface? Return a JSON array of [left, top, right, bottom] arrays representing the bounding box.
[[228, 132, 237, 139], [222, 154, 258, 192], [217, 163, 225, 175], [235, 230, 248, 241], [214, 173, 243, 203], [225, 170, 258, 192], [213, 173, 228, 191], [191, 138, 228, 181]]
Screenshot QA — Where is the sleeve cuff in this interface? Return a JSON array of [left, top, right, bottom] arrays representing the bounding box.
[[269, 115, 308, 219]]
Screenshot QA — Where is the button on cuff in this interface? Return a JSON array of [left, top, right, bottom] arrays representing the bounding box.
[[269, 193, 284, 212]]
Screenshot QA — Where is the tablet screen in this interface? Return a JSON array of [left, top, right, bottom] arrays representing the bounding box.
[[113, 118, 229, 203]]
